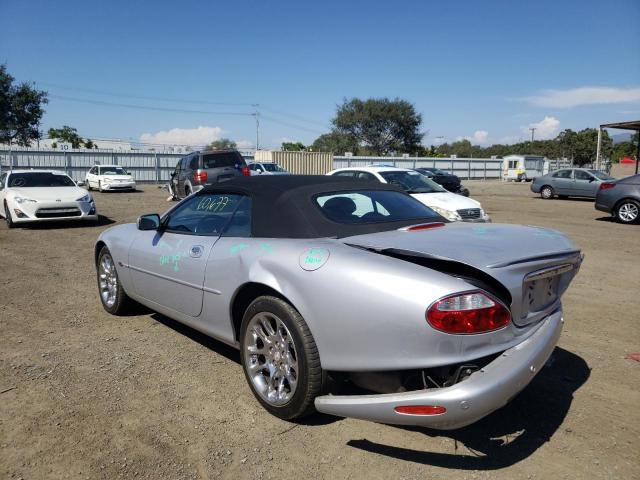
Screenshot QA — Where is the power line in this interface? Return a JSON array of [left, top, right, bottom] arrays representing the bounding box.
[[48, 94, 254, 116], [260, 114, 325, 135]]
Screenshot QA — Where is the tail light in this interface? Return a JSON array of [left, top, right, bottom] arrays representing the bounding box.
[[194, 170, 208, 184], [599, 182, 616, 190], [427, 291, 511, 334], [241, 166, 251, 177]]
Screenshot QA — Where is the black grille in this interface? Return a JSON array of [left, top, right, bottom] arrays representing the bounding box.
[[457, 208, 481, 220], [35, 208, 82, 218]]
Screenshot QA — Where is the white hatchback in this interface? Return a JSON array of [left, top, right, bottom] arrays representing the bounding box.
[[327, 166, 490, 222], [0, 169, 98, 228], [86, 165, 136, 192]]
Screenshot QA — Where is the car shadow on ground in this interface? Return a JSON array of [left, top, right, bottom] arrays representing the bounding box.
[[15, 214, 115, 229], [594, 216, 616, 223], [347, 347, 590, 470]]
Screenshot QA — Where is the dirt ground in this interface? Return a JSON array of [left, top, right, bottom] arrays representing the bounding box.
[[1, 181, 638, 480]]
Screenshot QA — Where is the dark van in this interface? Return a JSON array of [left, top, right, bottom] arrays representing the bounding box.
[[169, 149, 250, 199]]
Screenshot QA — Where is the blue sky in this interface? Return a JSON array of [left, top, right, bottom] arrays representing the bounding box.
[[1, 0, 639, 149]]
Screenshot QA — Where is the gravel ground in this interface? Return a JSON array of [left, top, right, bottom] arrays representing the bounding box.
[[1, 181, 638, 480]]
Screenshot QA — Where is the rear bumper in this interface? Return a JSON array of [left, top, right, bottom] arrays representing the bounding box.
[[315, 310, 563, 430]]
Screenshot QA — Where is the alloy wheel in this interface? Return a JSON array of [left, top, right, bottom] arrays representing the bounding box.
[[98, 253, 118, 308], [618, 202, 639, 223]]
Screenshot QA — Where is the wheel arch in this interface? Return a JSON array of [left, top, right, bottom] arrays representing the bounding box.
[[94, 240, 107, 266], [613, 196, 640, 210]]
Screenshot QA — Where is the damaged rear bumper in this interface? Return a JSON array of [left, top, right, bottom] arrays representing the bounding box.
[[314, 310, 563, 430]]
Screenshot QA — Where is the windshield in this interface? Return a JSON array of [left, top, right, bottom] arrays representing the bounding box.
[[8, 172, 76, 188], [589, 170, 613, 180], [316, 189, 441, 224], [101, 166, 128, 175], [263, 163, 287, 172], [379, 171, 446, 193]]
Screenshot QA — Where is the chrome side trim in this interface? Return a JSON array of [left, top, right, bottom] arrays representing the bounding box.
[[122, 263, 222, 295]]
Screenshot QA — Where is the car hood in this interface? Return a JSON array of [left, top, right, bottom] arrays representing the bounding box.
[[9, 186, 87, 201], [411, 192, 481, 210]]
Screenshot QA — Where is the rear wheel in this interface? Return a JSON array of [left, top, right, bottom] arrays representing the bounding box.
[[4, 202, 15, 229], [615, 200, 640, 224], [240, 296, 323, 420], [540, 185, 554, 199], [97, 246, 132, 315]]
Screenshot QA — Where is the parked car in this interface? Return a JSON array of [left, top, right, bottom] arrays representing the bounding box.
[[531, 168, 614, 199], [595, 174, 640, 224], [168, 149, 250, 200], [248, 162, 291, 175], [0, 169, 97, 228], [414, 167, 469, 196], [85, 164, 136, 192], [95, 175, 581, 429], [327, 166, 490, 222]]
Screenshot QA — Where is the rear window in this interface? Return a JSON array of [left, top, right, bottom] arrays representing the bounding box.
[[202, 152, 244, 169], [315, 190, 441, 224], [8, 172, 75, 187], [379, 171, 445, 193]]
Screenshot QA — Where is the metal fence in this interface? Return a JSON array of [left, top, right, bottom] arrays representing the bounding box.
[[0, 148, 578, 182], [0, 148, 254, 183]]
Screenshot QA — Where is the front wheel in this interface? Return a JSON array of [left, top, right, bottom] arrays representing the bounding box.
[[240, 296, 324, 420], [98, 181, 104, 193], [615, 200, 640, 224], [540, 185, 554, 199], [97, 246, 132, 315], [4, 203, 15, 229]]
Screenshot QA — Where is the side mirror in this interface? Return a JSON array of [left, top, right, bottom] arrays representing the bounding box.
[[137, 213, 161, 231]]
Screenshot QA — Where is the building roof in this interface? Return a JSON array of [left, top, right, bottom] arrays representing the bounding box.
[[199, 175, 436, 238], [600, 120, 640, 131]]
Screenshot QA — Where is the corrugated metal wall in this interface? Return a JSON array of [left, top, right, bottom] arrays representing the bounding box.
[[254, 151, 333, 175]]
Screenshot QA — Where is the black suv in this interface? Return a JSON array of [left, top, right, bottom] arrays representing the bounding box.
[[415, 167, 469, 196], [169, 149, 250, 199]]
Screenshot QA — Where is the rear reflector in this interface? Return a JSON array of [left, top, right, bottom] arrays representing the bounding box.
[[395, 405, 446, 415], [599, 182, 616, 190], [400, 222, 446, 232]]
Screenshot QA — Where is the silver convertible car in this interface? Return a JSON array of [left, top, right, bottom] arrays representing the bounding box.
[[95, 176, 582, 429]]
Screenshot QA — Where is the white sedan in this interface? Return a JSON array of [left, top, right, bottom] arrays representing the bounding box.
[[86, 164, 136, 192], [0, 170, 98, 228], [327, 166, 490, 222]]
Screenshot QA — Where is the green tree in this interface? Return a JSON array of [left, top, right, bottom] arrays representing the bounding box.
[[281, 141, 307, 151], [311, 131, 359, 154], [0, 64, 48, 146], [48, 125, 85, 148], [610, 133, 638, 163], [331, 97, 423, 155], [84, 138, 96, 149], [207, 138, 237, 150], [572, 128, 612, 166]]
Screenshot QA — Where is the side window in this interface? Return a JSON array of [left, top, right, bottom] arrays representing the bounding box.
[[574, 170, 592, 181], [189, 155, 199, 170], [249, 164, 256, 171], [222, 196, 252, 237], [333, 171, 356, 178], [552, 170, 572, 179], [164, 193, 244, 235], [0, 173, 6, 191], [356, 171, 377, 182]]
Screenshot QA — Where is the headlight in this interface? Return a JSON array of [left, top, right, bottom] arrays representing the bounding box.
[[14, 196, 37, 204], [76, 194, 93, 202], [430, 205, 462, 221]]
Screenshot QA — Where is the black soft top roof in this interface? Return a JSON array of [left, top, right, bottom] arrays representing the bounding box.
[[198, 175, 437, 238]]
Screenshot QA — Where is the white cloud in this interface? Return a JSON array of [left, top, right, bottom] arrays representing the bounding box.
[[522, 86, 640, 108], [521, 116, 560, 140], [456, 130, 490, 145], [140, 126, 224, 146], [236, 139, 253, 149]]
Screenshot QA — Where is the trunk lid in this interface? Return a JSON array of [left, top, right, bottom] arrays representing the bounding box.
[[342, 222, 582, 327]]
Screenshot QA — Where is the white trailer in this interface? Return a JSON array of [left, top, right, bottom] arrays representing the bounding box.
[[502, 155, 546, 182]]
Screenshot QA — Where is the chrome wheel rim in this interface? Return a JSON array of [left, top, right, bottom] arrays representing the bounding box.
[[98, 254, 118, 308], [619, 203, 638, 222], [542, 188, 552, 199], [243, 312, 298, 406]]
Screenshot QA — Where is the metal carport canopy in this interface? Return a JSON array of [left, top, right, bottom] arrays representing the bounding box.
[[596, 120, 640, 175]]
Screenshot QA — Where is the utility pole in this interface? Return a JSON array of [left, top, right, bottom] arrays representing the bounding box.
[[252, 104, 260, 150], [529, 127, 536, 142]]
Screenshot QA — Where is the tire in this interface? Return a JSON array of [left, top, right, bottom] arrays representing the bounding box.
[[540, 185, 554, 199], [184, 185, 192, 197], [240, 296, 323, 420], [98, 181, 103, 193], [559, 195, 569, 200], [96, 246, 132, 315], [4, 202, 15, 229], [615, 200, 640, 224], [87, 182, 92, 191]]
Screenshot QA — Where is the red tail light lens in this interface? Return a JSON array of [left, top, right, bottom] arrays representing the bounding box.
[[194, 170, 208, 184], [241, 166, 251, 177], [402, 222, 446, 231], [599, 182, 616, 190], [427, 291, 511, 334]]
